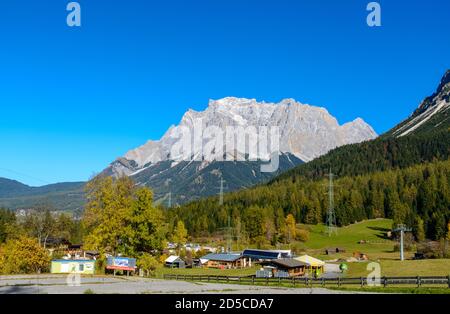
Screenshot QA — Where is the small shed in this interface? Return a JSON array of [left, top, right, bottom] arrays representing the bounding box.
[[165, 255, 185, 268], [325, 247, 346, 255], [51, 259, 95, 275]]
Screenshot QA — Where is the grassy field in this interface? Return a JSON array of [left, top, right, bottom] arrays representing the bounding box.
[[297, 218, 398, 260], [296, 219, 450, 278], [343, 259, 450, 277]]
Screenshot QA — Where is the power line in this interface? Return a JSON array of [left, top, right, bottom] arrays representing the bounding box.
[[0, 167, 51, 185]]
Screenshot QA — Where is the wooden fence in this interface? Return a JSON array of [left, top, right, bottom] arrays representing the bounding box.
[[163, 274, 450, 288]]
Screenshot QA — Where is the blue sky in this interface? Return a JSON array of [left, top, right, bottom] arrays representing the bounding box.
[[0, 0, 449, 186]]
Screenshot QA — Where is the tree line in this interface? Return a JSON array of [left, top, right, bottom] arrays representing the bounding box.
[[0, 206, 83, 273], [0, 176, 189, 274], [273, 129, 450, 183]]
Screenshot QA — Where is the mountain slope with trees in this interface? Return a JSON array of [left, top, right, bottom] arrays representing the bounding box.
[[169, 71, 450, 243], [273, 70, 450, 183]]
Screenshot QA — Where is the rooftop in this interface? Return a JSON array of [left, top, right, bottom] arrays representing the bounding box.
[[201, 253, 242, 262], [261, 258, 307, 268]]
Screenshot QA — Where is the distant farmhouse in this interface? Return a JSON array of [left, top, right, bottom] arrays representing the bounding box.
[[165, 255, 186, 268]]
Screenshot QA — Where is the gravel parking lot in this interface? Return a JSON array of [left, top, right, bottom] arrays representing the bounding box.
[[0, 275, 361, 294]]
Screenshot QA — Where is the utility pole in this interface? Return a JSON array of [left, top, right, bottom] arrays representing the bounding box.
[[219, 177, 224, 206], [226, 216, 232, 253], [218, 215, 234, 253], [326, 168, 337, 236], [393, 224, 412, 261], [153, 190, 174, 208]]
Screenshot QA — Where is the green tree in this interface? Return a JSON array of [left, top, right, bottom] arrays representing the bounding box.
[[126, 187, 167, 255], [83, 176, 168, 257], [413, 216, 426, 242], [23, 208, 56, 248], [243, 205, 264, 241], [0, 208, 16, 243], [137, 253, 160, 277], [446, 221, 450, 241]]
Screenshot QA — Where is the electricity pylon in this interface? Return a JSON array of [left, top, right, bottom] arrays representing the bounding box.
[[326, 168, 337, 236], [216, 177, 228, 206], [154, 190, 172, 208]]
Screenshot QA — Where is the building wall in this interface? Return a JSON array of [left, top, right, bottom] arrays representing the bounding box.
[[51, 260, 95, 274], [205, 257, 250, 269], [287, 267, 305, 277]]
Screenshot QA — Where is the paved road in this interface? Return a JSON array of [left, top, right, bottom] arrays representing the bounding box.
[[0, 275, 362, 294]]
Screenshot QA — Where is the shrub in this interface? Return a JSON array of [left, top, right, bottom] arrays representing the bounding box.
[[95, 255, 107, 275], [295, 229, 310, 242], [137, 254, 160, 277], [0, 236, 50, 274]]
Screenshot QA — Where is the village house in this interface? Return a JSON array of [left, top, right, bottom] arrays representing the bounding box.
[[165, 255, 186, 268], [201, 253, 251, 269], [260, 258, 307, 277]]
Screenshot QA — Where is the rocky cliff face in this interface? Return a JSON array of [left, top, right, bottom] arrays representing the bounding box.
[[103, 97, 377, 204], [390, 70, 450, 137]]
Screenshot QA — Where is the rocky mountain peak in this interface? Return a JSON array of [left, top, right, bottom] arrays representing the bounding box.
[[107, 97, 377, 175]]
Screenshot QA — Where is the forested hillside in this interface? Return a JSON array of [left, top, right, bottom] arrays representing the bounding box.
[[169, 71, 450, 243], [273, 129, 449, 183], [169, 160, 450, 243]]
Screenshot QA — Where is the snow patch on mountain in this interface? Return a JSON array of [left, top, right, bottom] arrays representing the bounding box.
[[398, 100, 449, 137]]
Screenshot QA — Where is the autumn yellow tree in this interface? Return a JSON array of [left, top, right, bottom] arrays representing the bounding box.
[[82, 176, 166, 257], [0, 236, 50, 274], [83, 176, 133, 255], [285, 214, 296, 243], [446, 221, 450, 241], [173, 220, 188, 253]]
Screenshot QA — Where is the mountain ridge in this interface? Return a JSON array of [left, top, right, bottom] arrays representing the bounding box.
[[101, 97, 376, 204], [270, 70, 450, 183]]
